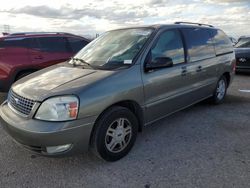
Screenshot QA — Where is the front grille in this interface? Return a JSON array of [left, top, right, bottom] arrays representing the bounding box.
[[8, 89, 35, 116]]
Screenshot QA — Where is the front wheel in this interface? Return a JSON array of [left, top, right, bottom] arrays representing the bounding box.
[[210, 76, 227, 104], [91, 106, 138, 161]]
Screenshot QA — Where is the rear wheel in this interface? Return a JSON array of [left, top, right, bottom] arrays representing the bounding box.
[[91, 106, 138, 161], [210, 75, 227, 104]]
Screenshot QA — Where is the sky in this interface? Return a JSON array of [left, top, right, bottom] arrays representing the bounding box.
[[0, 0, 249, 38]]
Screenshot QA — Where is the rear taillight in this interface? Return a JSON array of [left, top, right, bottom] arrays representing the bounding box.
[[233, 60, 236, 72]]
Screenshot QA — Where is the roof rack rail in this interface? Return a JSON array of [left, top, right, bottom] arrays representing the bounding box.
[[174, 22, 214, 28], [9, 32, 76, 36]]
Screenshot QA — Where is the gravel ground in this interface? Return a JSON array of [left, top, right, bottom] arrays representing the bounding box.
[[0, 74, 249, 188]]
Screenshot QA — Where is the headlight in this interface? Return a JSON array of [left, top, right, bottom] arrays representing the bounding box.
[[35, 96, 79, 121]]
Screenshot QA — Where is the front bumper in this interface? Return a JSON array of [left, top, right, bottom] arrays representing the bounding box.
[[0, 101, 96, 156]]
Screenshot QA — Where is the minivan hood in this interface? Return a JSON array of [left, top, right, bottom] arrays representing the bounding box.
[[12, 66, 114, 101]]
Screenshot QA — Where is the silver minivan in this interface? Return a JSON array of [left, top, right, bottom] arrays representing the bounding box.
[[0, 22, 235, 161]]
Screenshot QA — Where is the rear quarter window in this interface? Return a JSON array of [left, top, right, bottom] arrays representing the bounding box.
[[182, 28, 215, 62], [209, 29, 233, 55]]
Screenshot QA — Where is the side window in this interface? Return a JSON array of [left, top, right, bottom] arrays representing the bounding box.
[[68, 37, 88, 53], [210, 29, 233, 55], [150, 30, 185, 65], [25, 38, 40, 50], [182, 28, 215, 62], [37, 37, 68, 52], [0, 38, 28, 48]]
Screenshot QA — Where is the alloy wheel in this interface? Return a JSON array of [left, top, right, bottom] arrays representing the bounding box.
[[216, 79, 226, 100], [105, 118, 132, 153]]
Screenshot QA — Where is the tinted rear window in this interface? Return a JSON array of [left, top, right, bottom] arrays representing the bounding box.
[[68, 37, 88, 53], [209, 29, 233, 55], [36, 37, 69, 52], [182, 28, 215, 62]]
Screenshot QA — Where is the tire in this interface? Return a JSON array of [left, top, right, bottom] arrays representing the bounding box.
[[210, 75, 228, 104], [91, 106, 138, 162]]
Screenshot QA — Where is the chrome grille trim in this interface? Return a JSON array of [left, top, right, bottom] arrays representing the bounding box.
[[7, 89, 36, 117]]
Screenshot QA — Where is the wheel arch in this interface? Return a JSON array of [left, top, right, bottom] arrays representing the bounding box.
[[222, 72, 231, 87], [96, 100, 144, 132], [89, 100, 144, 146]]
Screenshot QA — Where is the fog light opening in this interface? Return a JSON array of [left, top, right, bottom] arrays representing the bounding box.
[[46, 144, 72, 154]]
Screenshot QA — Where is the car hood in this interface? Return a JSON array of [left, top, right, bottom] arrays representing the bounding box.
[[12, 66, 115, 101]]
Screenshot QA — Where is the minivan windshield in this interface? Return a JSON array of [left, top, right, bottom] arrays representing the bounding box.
[[235, 38, 250, 48], [69, 28, 154, 70]]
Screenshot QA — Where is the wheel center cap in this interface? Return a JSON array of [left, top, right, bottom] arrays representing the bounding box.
[[115, 130, 124, 140]]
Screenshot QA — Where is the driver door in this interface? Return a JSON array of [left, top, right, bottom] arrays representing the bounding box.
[[142, 29, 198, 124]]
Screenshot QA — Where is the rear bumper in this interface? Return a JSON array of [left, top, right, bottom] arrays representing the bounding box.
[[0, 101, 96, 156], [236, 66, 250, 73]]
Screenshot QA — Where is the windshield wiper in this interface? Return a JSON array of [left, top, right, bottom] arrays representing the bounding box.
[[71, 58, 95, 69]]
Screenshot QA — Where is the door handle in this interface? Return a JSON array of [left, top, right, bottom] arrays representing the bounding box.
[[196, 65, 202, 72], [181, 67, 187, 76]]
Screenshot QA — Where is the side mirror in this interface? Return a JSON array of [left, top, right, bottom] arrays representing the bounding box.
[[145, 57, 173, 71]]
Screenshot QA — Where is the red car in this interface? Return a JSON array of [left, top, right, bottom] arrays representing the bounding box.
[[0, 32, 90, 92]]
